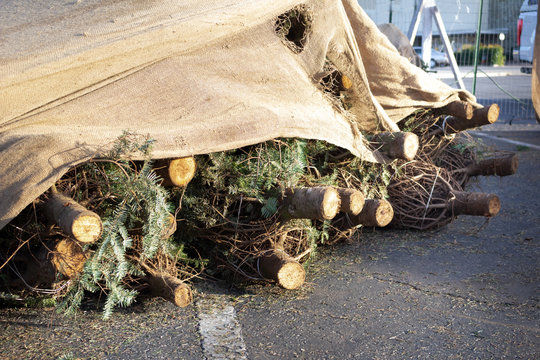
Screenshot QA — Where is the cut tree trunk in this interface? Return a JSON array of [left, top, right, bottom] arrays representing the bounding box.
[[370, 132, 419, 161], [341, 74, 353, 90], [52, 238, 88, 278], [440, 104, 499, 134], [337, 188, 365, 216], [258, 249, 305, 290], [145, 269, 193, 307], [438, 100, 474, 120], [155, 157, 196, 187], [350, 199, 394, 227], [45, 190, 102, 243], [16, 238, 87, 287], [282, 187, 340, 220], [464, 154, 518, 177], [473, 104, 500, 124], [450, 191, 500, 217]]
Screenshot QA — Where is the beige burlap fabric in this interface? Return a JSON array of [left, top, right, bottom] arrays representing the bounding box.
[[0, 0, 475, 230]]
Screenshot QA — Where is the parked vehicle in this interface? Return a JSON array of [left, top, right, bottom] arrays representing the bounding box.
[[413, 46, 450, 68], [518, 0, 537, 63]]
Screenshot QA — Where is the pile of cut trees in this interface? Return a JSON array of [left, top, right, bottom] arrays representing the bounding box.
[[0, 101, 518, 316]]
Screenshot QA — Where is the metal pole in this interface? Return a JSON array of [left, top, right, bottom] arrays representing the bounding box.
[[422, 6, 433, 69], [408, 0, 426, 45], [472, 0, 484, 95], [389, 0, 393, 24], [433, 6, 466, 89]]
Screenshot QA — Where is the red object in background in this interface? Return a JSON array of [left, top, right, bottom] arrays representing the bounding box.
[[517, 18, 523, 46]]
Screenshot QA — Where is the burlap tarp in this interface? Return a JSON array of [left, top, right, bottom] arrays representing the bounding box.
[[0, 0, 476, 230]]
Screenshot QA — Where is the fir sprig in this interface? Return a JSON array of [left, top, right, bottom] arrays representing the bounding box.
[[58, 133, 175, 319]]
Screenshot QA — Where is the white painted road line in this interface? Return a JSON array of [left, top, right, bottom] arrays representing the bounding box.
[[197, 297, 248, 360], [471, 131, 540, 151]]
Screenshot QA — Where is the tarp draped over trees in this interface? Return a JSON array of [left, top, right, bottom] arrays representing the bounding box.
[[0, 0, 476, 230]]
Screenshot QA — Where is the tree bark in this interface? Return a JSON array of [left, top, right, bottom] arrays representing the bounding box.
[[465, 154, 518, 177], [370, 132, 419, 161], [282, 187, 340, 220], [450, 191, 500, 217], [155, 157, 196, 187], [45, 191, 102, 243], [337, 188, 365, 216], [52, 238, 88, 278], [438, 101, 474, 120], [258, 249, 305, 290], [350, 199, 394, 227], [146, 269, 193, 307]]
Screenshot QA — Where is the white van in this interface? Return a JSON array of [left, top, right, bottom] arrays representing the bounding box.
[[518, 0, 538, 63]]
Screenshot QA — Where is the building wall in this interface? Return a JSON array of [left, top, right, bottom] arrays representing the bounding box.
[[357, 0, 521, 58], [357, 0, 489, 36]]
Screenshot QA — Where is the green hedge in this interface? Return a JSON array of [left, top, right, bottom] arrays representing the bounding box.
[[455, 44, 505, 66]]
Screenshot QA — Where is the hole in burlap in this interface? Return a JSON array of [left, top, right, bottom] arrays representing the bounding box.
[[274, 5, 312, 53], [320, 69, 343, 97], [319, 60, 351, 110]]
